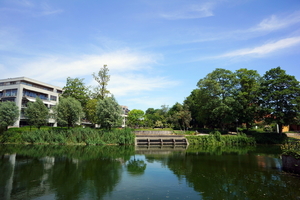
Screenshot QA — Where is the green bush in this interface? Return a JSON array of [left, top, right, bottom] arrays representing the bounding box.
[[252, 132, 287, 144], [101, 128, 135, 145], [281, 141, 300, 159], [0, 126, 6, 134], [0, 128, 23, 143], [186, 133, 255, 146], [1, 127, 135, 145]]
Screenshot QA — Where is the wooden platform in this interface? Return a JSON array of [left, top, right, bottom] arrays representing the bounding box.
[[135, 135, 189, 146]]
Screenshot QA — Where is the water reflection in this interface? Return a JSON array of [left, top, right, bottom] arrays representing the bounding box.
[[126, 155, 147, 176], [0, 145, 300, 200]]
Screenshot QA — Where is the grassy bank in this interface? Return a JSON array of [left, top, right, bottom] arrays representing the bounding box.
[[0, 127, 135, 145], [186, 131, 256, 146]]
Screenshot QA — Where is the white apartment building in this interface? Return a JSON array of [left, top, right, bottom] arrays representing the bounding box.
[[120, 105, 130, 127], [0, 77, 63, 127]]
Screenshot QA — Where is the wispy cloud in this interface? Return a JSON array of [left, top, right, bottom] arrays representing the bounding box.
[[160, 2, 214, 20], [40, 2, 63, 16], [181, 11, 300, 45], [250, 11, 300, 32], [126, 96, 173, 110], [1, 49, 177, 96], [109, 74, 179, 96], [1, 0, 63, 16], [11, 0, 34, 7], [3, 50, 154, 81], [217, 36, 300, 58]]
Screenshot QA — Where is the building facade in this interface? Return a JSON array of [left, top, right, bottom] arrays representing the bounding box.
[[120, 105, 130, 127], [0, 77, 62, 127]]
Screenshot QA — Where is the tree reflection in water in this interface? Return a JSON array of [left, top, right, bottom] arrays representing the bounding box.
[[0, 145, 135, 200], [126, 155, 147, 176], [1, 145, 300, 200]]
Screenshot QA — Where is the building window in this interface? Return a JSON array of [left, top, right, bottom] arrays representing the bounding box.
[[23, 89, 48, 100], [50, 95, 57, 101], [1, 97, 16, 102], [4, 89, 17, 97]]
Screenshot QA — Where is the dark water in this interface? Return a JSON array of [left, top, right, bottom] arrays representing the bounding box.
[[0, 145, 300, 200]]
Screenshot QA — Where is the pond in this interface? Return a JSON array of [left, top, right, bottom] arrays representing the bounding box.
[[0, 144, 300, 200]]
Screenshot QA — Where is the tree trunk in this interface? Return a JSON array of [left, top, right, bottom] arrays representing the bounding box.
[[278, 124, 283, 134]]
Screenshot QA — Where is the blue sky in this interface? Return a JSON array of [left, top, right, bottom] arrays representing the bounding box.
[[1, 0, 300, 111]]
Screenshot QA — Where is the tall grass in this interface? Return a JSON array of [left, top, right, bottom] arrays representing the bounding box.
[[1, 127, 135, 145], [186, 131, 256, 146]]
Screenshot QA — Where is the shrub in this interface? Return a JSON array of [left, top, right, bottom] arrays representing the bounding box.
[[0, 128, 23, 143], [186, 133, 255, 146], [281, 141, 300, 159], [252, 132, 287, 144], [1, 127, 135, 145]]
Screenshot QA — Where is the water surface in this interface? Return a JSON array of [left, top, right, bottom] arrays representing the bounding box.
[[0, 145, 299, 199]]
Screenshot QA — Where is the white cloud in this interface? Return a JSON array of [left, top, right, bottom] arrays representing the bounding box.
[[109, 74, 179, 96], [217, 37, 300, 58], [160, 2, 214, 20], [124, 96, 173, 111], [3, 50, 156, 82], [250, 11, 300, 32], [2, 49, 177, 97], [183, 11, 300, 45]]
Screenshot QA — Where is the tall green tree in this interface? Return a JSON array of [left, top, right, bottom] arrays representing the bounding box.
[[127, 109, 144, 128], [53, 97, 84, 128], [196, 68, 237, 129], [0, 101, 19, 130], [184, 89, 201, 128], [85, 99, 98, 126], [234, 68, 261, 129], [144, 106, 169, 128], [25, 98, 49, 129], [260, 67, 300, 133], [62, 77, 90, 108], [93, 65, 110, 99], [144, 108, 156, 128], [96, 95, 122, 129], [168, 103, 192, 130]]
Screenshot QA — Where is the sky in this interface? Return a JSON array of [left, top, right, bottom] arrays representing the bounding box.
[[1, 0, 300, 111]]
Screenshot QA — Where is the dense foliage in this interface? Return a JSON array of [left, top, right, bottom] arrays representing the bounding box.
[[53, 97, 84, 128], [62, 77, 90, 108], [127, 109, 145, 128], [25, 97, 49, 129], [0, 101, 19, 130], [281, 141, 300, 159], [259, 67, 300, 133], [96, 96, 123, 129], [0, 127, 135, 145], [186, 131, 256, 146], [184, 67, 300, 131]]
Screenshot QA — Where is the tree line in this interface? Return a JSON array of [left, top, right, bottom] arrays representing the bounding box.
[[0, 66, 299, 133], [184, 67, 300, 133], [123, 67, 300, 133], [0, 65, 123, 130]]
